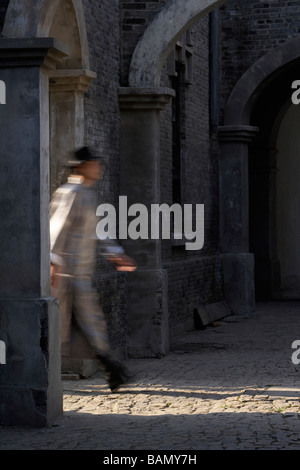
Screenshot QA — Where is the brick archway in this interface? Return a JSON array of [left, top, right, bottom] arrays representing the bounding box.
[[223, 36, 300, 126], [129, 0, 228, 87], [218, 36, 300, 311]]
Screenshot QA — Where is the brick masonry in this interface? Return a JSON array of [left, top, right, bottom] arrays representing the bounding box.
[[120, 0, 166, 85], [219, 0, 300, 120], [159, 16, 224, 336]]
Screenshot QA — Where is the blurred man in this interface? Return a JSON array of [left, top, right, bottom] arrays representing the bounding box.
[[50, 146, 136, 392]]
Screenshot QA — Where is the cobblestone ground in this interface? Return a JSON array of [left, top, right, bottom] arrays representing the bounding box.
[[1, 301, 300, 450]]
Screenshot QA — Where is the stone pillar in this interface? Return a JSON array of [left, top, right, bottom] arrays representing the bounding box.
[[119, 87, 174, 357], [0, 38, 67, 427], [268, 146, 281, 296], [218, 125, 259, 316]]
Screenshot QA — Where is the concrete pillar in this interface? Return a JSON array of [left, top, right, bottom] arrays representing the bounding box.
[[119, 87, 174, 357], [218, 125, 259, 315], [0, 38, 67, 427]]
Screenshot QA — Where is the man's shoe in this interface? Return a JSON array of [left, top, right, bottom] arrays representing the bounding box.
[[108, 369, 131, 392], [96, 354, 133, 392]]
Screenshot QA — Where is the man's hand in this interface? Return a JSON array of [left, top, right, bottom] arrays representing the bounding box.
[[50, 263, 60, 288], [109, 254, 137, 272]]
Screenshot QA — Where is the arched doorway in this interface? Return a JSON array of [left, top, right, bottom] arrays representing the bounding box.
[[276, 103, 300, 298], [249, 60, 300, 300], [222, 37, 300, 304]]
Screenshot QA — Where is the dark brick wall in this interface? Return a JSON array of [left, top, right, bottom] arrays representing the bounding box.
[[83, 0, 121, 203], [159, 17, 224, 335], [120, 0, 166, 85], [164, 255, 223, 332], [160, 18, 219, 258], [219, 0, 300, 120]]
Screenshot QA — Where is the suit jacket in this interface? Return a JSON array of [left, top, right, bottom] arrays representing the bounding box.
[[50, 176, 124, 277], [50, 176, 124, 359]]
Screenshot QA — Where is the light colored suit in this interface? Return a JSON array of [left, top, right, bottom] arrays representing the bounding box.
[[50, 176, 124, 359]]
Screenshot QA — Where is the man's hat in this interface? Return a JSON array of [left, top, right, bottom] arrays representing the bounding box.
[[67, 146, 99, 167]]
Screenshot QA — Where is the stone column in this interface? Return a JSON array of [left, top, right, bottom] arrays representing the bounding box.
[[119, 87, 174, 357], [268, 146, 281, 296], [0, 38, 67, 427], [218, 125, 259, 316]]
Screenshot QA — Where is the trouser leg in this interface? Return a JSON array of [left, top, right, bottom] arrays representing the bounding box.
[[72, 278, 129, 390], [72, 278, 110, 355], [52, 274, 73, 357]]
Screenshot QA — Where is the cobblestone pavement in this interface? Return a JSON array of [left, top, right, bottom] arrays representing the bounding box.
[[1, 301, 300, 451]]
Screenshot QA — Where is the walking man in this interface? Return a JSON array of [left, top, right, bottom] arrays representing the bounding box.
[[50, 146, 136, 391]]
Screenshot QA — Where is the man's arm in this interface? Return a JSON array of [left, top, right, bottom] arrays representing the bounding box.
[[50, 185, 77, 286], [98, 239, 137, 271]]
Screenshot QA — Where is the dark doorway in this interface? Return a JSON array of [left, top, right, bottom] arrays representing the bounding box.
[[249, 61, 300, 300]]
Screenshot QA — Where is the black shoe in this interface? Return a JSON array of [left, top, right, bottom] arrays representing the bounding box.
[[96, 354, 133, 392], [108, 369, 130, 392]]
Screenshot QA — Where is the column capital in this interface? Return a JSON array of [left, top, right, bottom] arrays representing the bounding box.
[[218, 125, 259, 143], [49, 69, 97, 92], [0, 37, 68, 70], [119, 86, 175, 110]]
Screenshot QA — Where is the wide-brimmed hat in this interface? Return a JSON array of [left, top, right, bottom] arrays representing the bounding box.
[[66, 146, 99, 167]]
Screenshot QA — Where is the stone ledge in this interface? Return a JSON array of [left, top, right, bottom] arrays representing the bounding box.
[[0, 37, 68, 69], [218, 125, 259, 143]]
